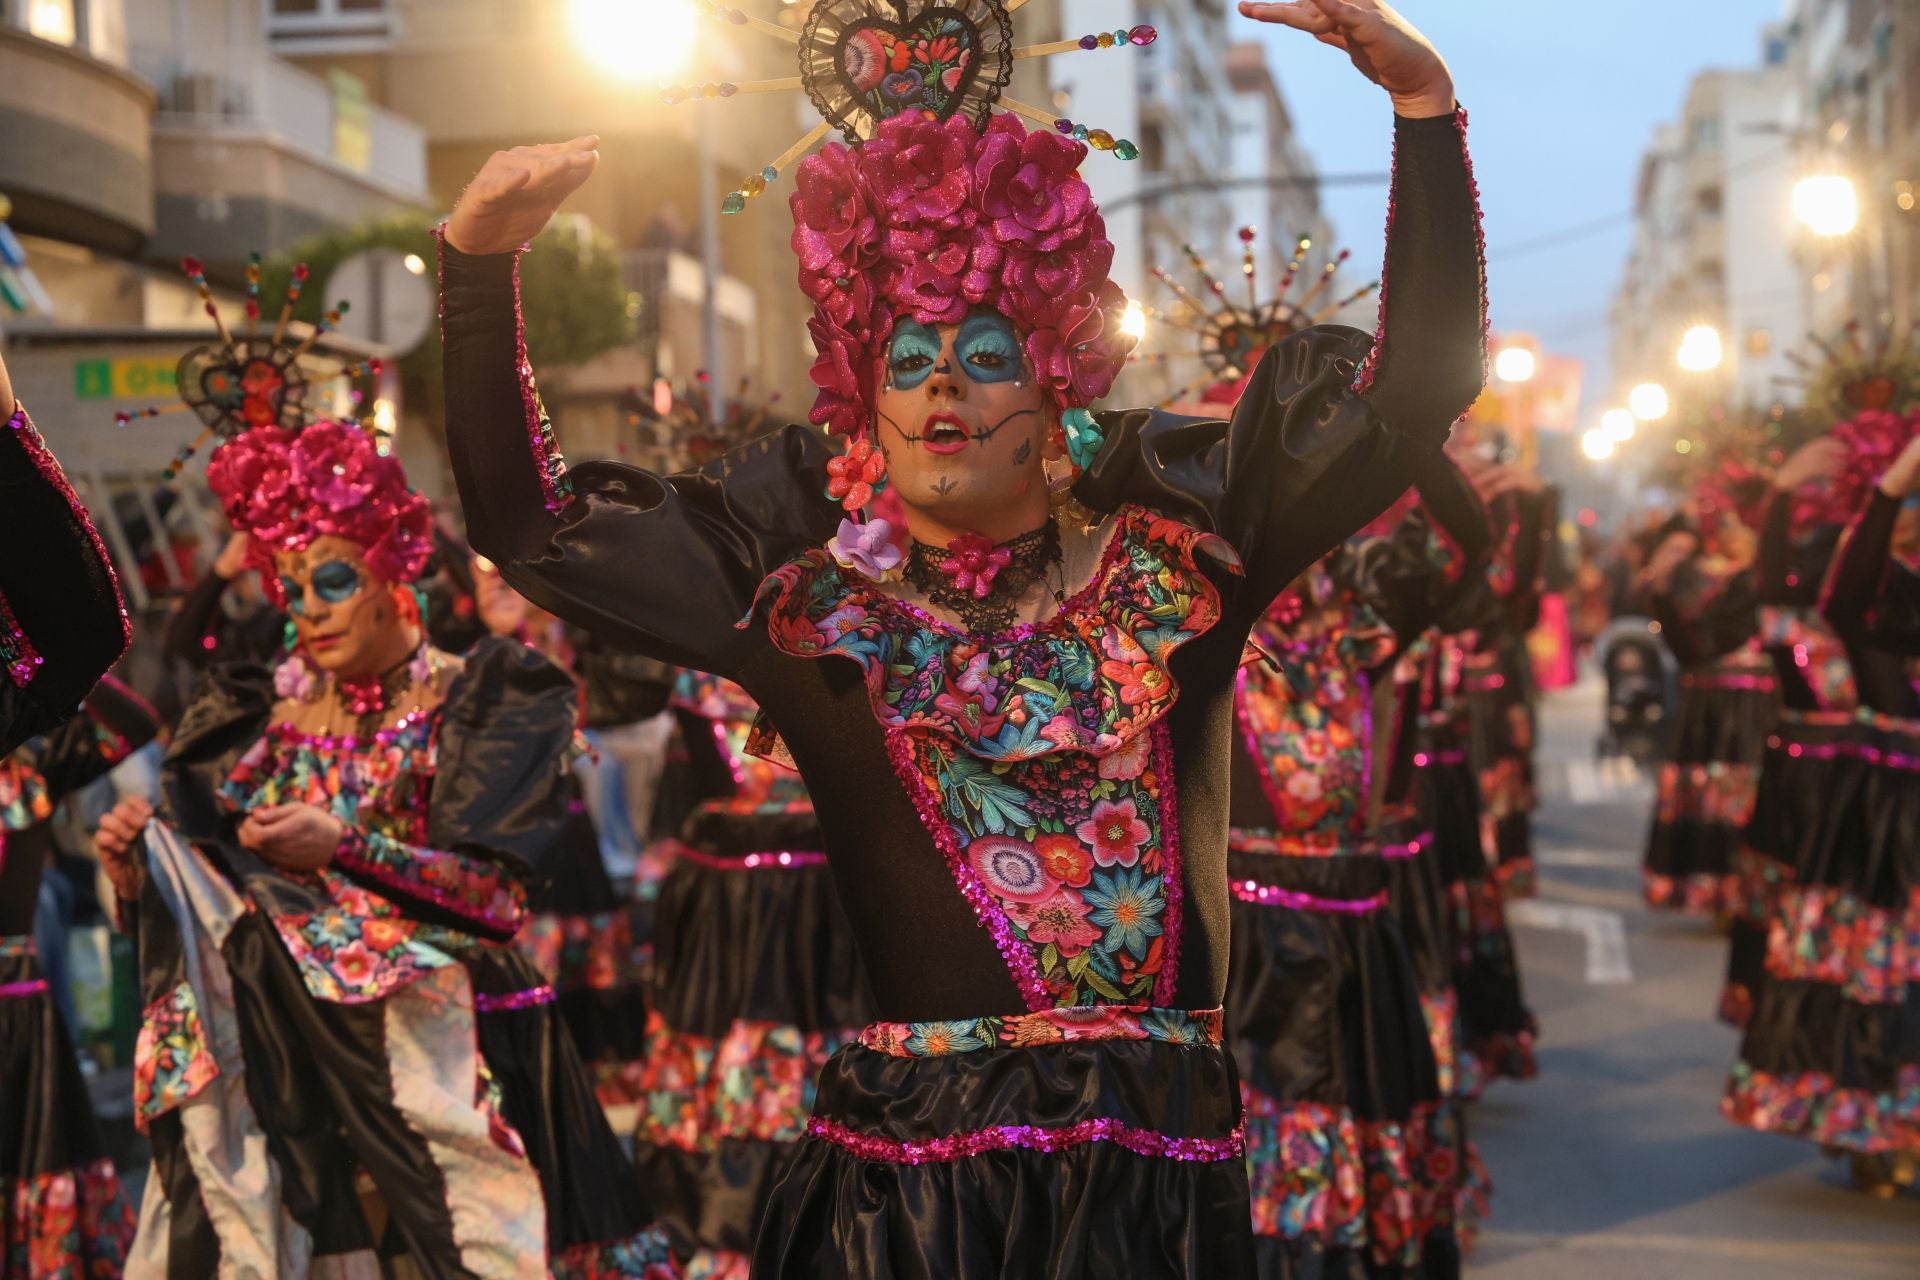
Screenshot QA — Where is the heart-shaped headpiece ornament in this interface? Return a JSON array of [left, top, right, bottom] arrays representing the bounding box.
[[1134, 227, 1380, 410], [663, 0, 1157, 214], [113, 252, 384, 480]]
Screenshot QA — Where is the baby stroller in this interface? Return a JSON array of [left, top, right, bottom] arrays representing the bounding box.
[[1593, 617, 1676, 766]]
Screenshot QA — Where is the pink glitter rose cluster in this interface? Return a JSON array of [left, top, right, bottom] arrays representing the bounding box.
[[790, 111, 1136, 437], [1803, 407, 1920, 529], [206, 420, 434, 601]]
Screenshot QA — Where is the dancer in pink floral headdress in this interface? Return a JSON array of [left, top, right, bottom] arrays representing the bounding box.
[[441, 2, 1486, 1273]]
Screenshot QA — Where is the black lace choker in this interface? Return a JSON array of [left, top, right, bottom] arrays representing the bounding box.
[[903, 520, 1065, 635]]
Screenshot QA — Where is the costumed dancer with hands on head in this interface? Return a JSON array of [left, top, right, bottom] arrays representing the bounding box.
[[91, 384, 674, 1272], [0, 348, 133, 755], [1636, 488, 1777, 919], [440, 0, 1484, 1273], [1723, 428, 1920, 1195], [1717, 437, 1854, 1028]]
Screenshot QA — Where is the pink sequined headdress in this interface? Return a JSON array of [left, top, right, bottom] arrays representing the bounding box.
[[791, 110, 1135, 437], [120, 252, 430, 601], [206, 422, 433, 600]]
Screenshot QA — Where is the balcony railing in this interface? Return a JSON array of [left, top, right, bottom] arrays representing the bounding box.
[[132, 43, 426, 198]]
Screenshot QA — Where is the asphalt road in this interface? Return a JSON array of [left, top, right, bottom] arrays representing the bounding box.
[[1468, 676, 1920, 1277]]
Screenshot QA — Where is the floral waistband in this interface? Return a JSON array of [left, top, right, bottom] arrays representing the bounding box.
[[1227, 828, 1430, 861], [1683, 669, 1776, 691], [0, 935, 34, 959], [859, 1004, 1223, 1058], [670, 845, 829, 871]]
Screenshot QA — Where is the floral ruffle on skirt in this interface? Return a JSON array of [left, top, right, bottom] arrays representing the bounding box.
[[1642, 659, 1777, 916], [1723, 712, 1920, 1156]]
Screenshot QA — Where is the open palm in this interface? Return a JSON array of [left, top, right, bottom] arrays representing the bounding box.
[[446, 136, 601, 256], [1240, 0, 1453, 116]]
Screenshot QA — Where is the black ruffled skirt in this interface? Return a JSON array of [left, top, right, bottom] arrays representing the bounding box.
[[0, 939, 137, 1276], [1642, 660, 1778, 915], [133, 827, 669, 1276], [1421, 731, 1536, 1090], [519, 796, 651, 1107], [753, 1007, 1254, 1279], [1723, 712, 1920, 1155], [636, 826, 874, 1267], [1461, 643, 1537, 899], [1223, 836, 1479, 1278]]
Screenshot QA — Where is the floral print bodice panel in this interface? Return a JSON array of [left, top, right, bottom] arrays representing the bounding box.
[[757, 506, 1231, 1011], [0, 756, 51, 832], [220, 714, 527, 1002], [1236, 584, 1397, 853], [1758, 605, 1858, 713], [671, 670, 812, 814]]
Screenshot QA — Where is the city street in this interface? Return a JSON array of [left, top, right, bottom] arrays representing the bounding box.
[[1471, 677, 1920, 1278]]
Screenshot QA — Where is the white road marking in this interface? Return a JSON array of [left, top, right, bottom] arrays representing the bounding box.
[[1508, 899, 1634, 984], [1535, 847, 1638, 869]]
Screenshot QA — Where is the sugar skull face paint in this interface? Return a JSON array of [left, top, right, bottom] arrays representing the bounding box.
[[873, 307, 1055, 531]]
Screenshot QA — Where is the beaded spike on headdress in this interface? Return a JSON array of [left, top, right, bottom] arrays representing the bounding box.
[[114, 255, 382, 480], [1136, 226, 1378, 407], [662, 0, 1157, 214], [1772, 321, 1920, 422]]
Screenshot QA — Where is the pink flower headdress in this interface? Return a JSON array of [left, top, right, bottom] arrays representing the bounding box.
[[790, 110, 1137, 444]]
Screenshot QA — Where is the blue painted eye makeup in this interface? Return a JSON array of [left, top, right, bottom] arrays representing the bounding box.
[[281, 559, 364, 615], [956, 313, 1022, 384], [887, 322, 941, 391]]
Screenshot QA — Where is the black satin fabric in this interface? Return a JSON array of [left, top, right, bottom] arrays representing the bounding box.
[[649, 856, 874, 1039], [1461, 637, 1536, 886], [1641, 676, 1778, 891], [1383, 832, 1456, 1005], [1223, 853, 1438, 1121], [0, 953, 116, 1181], [0, 410, 128, 755], [753, 1040, 1256, 1279]]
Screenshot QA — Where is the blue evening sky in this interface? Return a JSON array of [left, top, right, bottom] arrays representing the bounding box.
[[1251, 1, 1786, 420]]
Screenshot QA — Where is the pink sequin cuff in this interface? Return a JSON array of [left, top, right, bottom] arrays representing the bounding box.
[[333, 826, 528, 940], [433, 226, 572, 516], [807, 1113, 1245, 1166], [474, 984, 556, 1013]]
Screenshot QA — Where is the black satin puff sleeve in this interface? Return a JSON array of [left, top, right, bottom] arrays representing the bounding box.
[[1, 406, 131, 755], [1755, 490, 1843, 608], [1822, 489, 1920, 651], [1075, 110, 1486, 612], [1352, 455, 1492, 643], [25, 673, 160, 801], [159, 664, 278, 846], [439, 239, 840, 677], [423, 636, 579, 897]]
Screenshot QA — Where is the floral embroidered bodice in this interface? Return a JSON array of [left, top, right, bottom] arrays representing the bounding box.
[[757, 506, 1229, 1011], [1758, 605, 1857, 713], [671, 670, 813, 815], [1236, 581, 1397, 853], [220, 714, 526, 1002]]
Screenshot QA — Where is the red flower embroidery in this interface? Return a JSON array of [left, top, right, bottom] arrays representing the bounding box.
[[1076, 797, 1149, 868]]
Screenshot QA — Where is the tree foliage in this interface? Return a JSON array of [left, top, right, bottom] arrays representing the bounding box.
[[260, 211, 633, 432]]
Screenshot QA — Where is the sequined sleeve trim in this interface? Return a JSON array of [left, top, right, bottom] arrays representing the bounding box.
[[5, 407, 132, 679], [432, 226, 572, 516], [473, 983, 556, 1013], [806, 1113, 1245, 1166], [0, 587, 40, 689], [333, 826, 528, 941]]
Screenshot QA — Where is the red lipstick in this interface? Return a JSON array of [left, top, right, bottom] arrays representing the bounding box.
[[922, 411, 971, 456]]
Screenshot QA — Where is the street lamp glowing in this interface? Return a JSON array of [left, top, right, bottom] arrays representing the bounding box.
[[1120, 301, 1148, 341], [1676, 325, 1723, 373], [402, 253, 426, 276], [1601, 408, 1636, 443], [1628, 382, 1670, 422], [1793, 175, 1860, 238], [571, 0, 698, 82], [1494, 346, 1537, 384], [1581, 429, 1615, 462]]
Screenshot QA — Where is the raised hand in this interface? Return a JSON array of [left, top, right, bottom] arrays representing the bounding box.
[[1239, 0, 1454, 118], [1772, 437, 1847, 492], [1879, 435, 1920, 501], [446, 136, 601, 257]]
